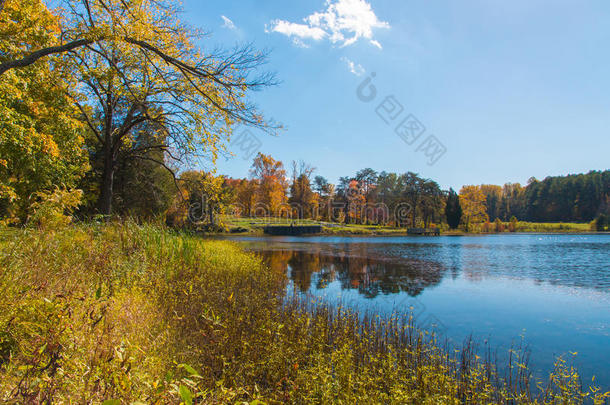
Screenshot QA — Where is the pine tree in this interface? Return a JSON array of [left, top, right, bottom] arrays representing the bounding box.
[[445, 188, 462, 229]]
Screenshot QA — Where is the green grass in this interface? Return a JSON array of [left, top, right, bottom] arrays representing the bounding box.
[[0, 222, 607, 403], [220, 216, 412, 235], [514, 221, 592, 232], [444, 221, 593, 235], [220, 215, 596, 236]]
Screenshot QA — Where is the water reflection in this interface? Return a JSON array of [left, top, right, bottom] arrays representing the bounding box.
[[258, 245, 446, 298], [233, 235, 610, 292], [223, 234, 610, 388]]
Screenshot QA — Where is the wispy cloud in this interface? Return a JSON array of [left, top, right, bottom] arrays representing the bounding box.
[[221, 15, 237, 30], [265, 20, 327, 41], [341, 57, 365, 76], [266, 0, 389, 49]]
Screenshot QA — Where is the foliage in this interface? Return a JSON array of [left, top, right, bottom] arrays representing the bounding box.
[[592, 214, 609, 232], [0, 224, 608, 403], [0, 0, 88, 222], [250, 153, 288, 215], [289, 174, 318, 219], [445, 188, 462, 229], [459, 185, 489, 232], [27, 187, 83, 229], [50, 0, 276, 216], [480, 184, 503, 221], [524, 171, 609, 222]]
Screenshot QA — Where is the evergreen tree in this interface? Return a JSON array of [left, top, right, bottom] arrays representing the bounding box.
[[445, 188, 462, 229]]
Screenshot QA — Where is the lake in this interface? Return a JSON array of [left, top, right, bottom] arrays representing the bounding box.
[[217, 233, 610, 389]]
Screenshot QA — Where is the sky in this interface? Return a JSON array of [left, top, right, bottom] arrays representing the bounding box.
[[182, 0, 610, 190]]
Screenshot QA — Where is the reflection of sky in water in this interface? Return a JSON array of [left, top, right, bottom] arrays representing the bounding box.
[[217, 233, 610, 389]]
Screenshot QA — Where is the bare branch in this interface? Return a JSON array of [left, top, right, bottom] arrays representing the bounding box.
[[0, 39, 94, 75]]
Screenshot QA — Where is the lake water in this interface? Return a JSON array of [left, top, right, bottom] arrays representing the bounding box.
[[218, 233, 610, 389]]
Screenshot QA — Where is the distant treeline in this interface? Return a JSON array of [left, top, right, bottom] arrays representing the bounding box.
[[480, 170, 610, 223], [164, 153, 608, 230]]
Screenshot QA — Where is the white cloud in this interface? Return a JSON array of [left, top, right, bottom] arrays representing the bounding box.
[[369, 39, 382, 50], [221, 15, 237, 30], [341, 57, 365, 76], [266, 20, 327, 41], [267, 0, 389, 49]]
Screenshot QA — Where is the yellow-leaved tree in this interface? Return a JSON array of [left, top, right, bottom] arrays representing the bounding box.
[[62, 0, 278, 216], [1, 0, 278, 217], [0, 0, 88, 222], [459, 185, 489, 232]]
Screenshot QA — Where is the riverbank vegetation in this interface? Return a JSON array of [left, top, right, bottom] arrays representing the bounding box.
[[0, 222, 608, 403]]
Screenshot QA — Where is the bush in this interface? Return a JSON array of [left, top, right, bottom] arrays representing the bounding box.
[[508, 216, 518, 232], [27, 188, 83, 230]]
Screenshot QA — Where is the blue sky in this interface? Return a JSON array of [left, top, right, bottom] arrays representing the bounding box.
[[182, 0, 610, 190]]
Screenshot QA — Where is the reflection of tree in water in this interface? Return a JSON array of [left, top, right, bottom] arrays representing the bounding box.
[[259, 246, 446, 298]]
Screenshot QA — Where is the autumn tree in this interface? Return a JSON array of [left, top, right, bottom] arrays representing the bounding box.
[[459, 185, 488, 232], [229, 178, 258, 217], [250, 153, 287, 216], [289, 175, 317, 219], [0, 0, 88, 221], [175, 171, 231, 226], [45, 0, 277, 216], [289, 161, 317, 219]]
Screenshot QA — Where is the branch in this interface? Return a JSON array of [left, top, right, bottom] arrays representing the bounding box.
[[132, 155, 182, 193], [0, 39, 94, 75]]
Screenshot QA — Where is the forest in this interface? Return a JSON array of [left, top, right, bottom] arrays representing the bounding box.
[[163, 156, 610, 233]]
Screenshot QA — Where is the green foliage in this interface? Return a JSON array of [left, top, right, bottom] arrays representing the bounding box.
[[0, 224, 608, 403], [524, 171, 609, 222], [445, 188, 462, 229]]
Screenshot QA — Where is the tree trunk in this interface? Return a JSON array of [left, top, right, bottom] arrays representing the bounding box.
[[98, 146, 115, 216], [411, 199, 418, 228], [209, 204, 215, 225]]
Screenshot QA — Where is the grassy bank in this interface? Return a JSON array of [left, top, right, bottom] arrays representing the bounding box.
[[220, 216, 595, 236], [0, 223, 607, 403]]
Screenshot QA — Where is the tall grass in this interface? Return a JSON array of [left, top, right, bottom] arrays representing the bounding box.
[[0, 223, 607, 403]]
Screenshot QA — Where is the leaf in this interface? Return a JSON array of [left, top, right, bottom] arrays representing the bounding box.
[[102, 400, 120, 405], [95, 286, 102, 299], [178, 363, 200, 377], [179, 385, 193, 405]]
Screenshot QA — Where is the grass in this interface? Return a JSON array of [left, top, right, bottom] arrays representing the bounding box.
[[513, 222, 592, 233], [220, 215, 595, 236], [221, 216, 418, 236], [444, 222, 593, 235], [0, 222, 608, 403]]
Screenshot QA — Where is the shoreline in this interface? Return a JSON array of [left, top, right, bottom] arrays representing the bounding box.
[[206, 229, 608, 238]]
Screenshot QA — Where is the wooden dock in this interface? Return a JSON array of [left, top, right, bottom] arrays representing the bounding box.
[[407, 228, 441, 236]]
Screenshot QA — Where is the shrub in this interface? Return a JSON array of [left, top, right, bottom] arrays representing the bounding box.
[[27, 187, 83, 230]]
